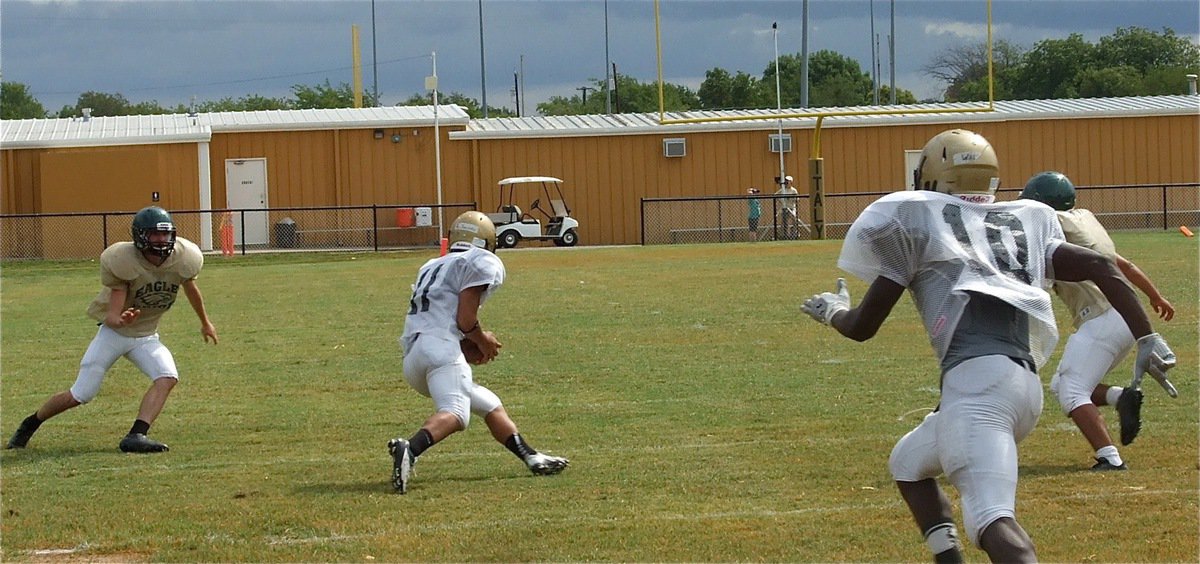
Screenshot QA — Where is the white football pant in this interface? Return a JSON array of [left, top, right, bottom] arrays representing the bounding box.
[[888, 355, 1043, 545], [71, 325, 179, 403], [1049, 307, 1135, 415], [401, 334, 502, 429]]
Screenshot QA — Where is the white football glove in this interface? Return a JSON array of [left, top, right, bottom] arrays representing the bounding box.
[[1130, 333, 1178, 398], [802, 278, 851, 326]]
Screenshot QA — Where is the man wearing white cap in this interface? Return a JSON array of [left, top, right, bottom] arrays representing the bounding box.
[[775, 175, 800, 239]]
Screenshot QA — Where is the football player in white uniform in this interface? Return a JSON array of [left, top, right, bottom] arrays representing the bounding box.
[[388, 211, 568, 494], [6, 206, 218, 453], [1020, 171, 1175, 470], [801, 130, 1176, 563]]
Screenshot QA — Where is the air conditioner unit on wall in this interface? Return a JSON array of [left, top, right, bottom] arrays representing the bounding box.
[[769, 133, 792, 153], [663, 138, 686, 158]]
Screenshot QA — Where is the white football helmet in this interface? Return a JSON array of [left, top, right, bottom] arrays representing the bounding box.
[[914, 129, 1000, 203], [448, 211, 497, 252]]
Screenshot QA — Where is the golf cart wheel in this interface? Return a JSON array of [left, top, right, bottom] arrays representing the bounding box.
[[500, 230, 521, 248], [555, 228, 578, 247]]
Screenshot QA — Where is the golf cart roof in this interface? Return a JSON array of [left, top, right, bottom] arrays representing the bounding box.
[[497, 176, 563, 185]]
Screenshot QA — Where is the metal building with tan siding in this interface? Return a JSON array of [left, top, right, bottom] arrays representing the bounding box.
[[2, 95, 1196, 255]]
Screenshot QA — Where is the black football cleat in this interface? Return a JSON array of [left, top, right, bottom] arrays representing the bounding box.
[[119, 433, 169, 453], [6, 422, 36, 449], [1116, 388, 1143, 446]]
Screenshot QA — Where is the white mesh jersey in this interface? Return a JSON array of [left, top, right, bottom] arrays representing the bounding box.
[[838, 191, 1065, 369], [400, 247, 505, 350]]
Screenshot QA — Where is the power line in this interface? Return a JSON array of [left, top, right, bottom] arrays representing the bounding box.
[[30, 54, 432, 98]]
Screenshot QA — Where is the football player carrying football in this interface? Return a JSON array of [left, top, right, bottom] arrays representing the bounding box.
[[802, 130, 1175, 563], [389, 211, 568, 494], [7, 206, 218, 454]]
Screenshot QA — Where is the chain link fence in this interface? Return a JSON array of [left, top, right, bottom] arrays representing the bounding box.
[[0, 203, 475, 261], [642, 183, 1199, 245]]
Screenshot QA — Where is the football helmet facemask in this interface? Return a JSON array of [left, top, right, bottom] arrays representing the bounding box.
[[914, 129, 1000, 203], [1019, 171, 1076, 211], [131, 206, 177, 258], [448, 211, 497, 252]]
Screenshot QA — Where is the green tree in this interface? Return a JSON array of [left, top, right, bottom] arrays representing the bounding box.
[[398, 91, 515, 118], [292, 79, 378, 109], [1, 82, 47, 119], [1096, 27, 1200, 72], [698, 68, 768, 110], [1012, 34, 1096, 99], [1076, 65, 1144, 97], [789, 50, 873, 107], [58, 91, 132, 117], [921, 39, 1024, 102], [197, 95, 293, 112]]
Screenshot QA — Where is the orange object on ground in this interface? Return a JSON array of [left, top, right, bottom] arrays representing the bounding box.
[[1181, 226, 1194, 237], [439, 237, 449, 256]]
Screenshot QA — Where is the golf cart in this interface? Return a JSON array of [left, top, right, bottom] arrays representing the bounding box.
[[488, 176, 579, 248]]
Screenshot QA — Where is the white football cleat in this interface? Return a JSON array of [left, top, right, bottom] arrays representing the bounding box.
[[524, 452, 569, 476]]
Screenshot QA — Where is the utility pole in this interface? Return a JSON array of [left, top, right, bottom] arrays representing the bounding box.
[[478, 0, 488, 118], [801, 0, 809, 108], [889, 0, 896, 104], [604, 0, 612, 114], [577, 86, 594, 106], [371, 0, 378, 105]]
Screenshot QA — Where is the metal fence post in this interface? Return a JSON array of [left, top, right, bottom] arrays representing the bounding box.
[[1162, 185, 1168, 231], [102, 213, 109, 251], [240, 210, 247, 255], [372, 204, 379, 252]]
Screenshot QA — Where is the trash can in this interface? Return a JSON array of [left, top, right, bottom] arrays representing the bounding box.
[[396, 207, 416, 228], [275, 217, 297, 248]]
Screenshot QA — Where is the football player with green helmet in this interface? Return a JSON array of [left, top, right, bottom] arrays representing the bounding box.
[[6, 206, 218, 454], [1021, 171, 1176, 471]]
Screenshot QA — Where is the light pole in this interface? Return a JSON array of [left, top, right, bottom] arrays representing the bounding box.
[[773, 22, 785, 186], [478, 0, 488, 117], [428, 52, 445, 238], [371, 0, 378, 105], [577, 86, 594, 106], [604, 0, 612, 114]]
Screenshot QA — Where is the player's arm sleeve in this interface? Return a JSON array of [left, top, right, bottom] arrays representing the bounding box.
[[837, 201, 914, 287], [99, 247, 136, 288], [179, 240, 205, 280]]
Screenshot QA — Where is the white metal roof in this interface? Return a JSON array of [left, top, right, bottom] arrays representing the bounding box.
[[0, 114, 210, 150], [0, 105, 470, 149], [454, 95, 1200, 139], [199, 105, 470, 132]]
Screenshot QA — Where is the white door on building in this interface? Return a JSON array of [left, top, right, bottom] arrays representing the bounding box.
[[904, 150, 923, 190], [225, 158, 269, 245]]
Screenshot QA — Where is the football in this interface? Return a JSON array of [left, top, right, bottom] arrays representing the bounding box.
[[460, 338, 485, 364]]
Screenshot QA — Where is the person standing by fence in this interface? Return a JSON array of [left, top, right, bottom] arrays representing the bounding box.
[[746, 188, 762, 241], [775, 175, 800, 239]]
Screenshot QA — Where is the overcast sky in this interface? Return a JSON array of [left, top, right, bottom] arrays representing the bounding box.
[[3, 0, 1198, 116]]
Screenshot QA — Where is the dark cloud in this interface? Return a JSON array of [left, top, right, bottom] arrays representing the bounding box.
[[2, 0, 1196, 114]]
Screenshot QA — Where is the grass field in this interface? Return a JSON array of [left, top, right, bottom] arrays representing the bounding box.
[[2, 233, 1196, 562]]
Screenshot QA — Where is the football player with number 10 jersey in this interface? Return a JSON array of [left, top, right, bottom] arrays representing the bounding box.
[[802, 130, 1176, 563]]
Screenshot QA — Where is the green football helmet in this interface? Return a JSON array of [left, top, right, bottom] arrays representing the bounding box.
[[132, 206, 177, 257], [448, 211, 497, 252], [1020, 171, 1076, 211]]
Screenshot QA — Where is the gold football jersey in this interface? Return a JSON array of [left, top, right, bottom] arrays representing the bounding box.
[[87, 237, 204, 337], [1054, 209, 1122, 329]]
